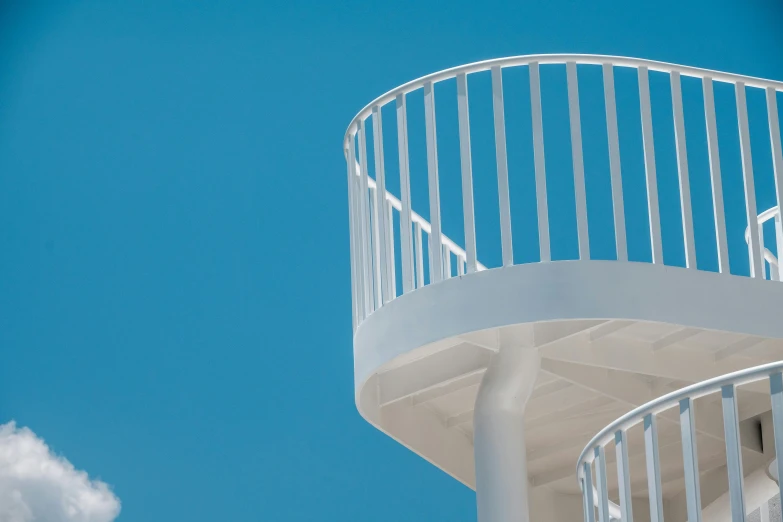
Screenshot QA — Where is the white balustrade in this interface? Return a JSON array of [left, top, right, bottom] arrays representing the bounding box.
[[344, 54, 783, 330], [577, 360, 783, 522]]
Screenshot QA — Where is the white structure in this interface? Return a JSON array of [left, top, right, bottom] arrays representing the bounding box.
[[343, 55, 783, 522]]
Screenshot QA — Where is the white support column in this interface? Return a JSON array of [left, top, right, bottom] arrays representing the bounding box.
[[474, 335, 540, 522]]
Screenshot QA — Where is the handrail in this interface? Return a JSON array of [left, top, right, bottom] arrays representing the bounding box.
[[344, 53, 783, 330], [744, 205, 781, 279], [343, 54, 783, 153], [577, 360, 783, 522], [577, 360, 783, 477], [361, 164, 487, 272]]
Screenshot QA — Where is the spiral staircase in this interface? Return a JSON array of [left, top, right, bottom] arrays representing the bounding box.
[[343, 55, 783, 522]]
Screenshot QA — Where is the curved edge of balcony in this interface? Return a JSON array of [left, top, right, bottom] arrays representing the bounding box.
[[354, 260, 783, 402]]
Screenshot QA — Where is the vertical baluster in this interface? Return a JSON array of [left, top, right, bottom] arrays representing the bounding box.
[[529, 62, 550, 262], [615, 430, 634, 522], [457, 73, 478, 274], [396, 93, 415, 294], [346, 139, 361, 326], [357, 120, 374, 314], [722, 384, 747, 522], [644, 414, 665, 522], [370, 186, 382, 308], [567, 61, 590, 260], [444, 245, 452, 278], [387, 203, 396, 296], [770, 373, 783, 504], [372, 105, 391, 302], [671, 72, 697, 268], [603, 64, 628, 262], [594, 446, 610, 522], [703, 77, 730, 273], [427, 229, 433, 283], [424, 81, 443, 282], [415, 221, 425, 288], [581, 477, 594, 522], [354, 171, 368, 319], [457, 254, 465, 276], [736, 83, 763, 279], [777, 214, 783, 282], [583, 462, 596, 522], [767, 88, 783, 281], [760, 222, 768, 280], [638, 66, 663, 264], [492, 66, 514, 266], [680, 398, 703, 522]]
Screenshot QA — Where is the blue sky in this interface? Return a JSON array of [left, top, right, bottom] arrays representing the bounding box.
[[0, 1, 782, 521]]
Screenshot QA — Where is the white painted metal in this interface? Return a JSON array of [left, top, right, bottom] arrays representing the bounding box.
[[474, 344, 539, 522], [370, 185, 382, 308], [583, 465, 596, 522], [346, 142, 359, 328], [344, 55, 783, 133], [679, 398, 702, 522], [579, 361, 783, 522], [602, 64, 628, 262], [670, 71, 696, 268], [744, 206, 781, 279], [736, 83, 763, 279], [768, 89, 783, 280], [414, 221, 424, 288], [346, 56, 783, 323], [614, 430, 633, 522], [567, 62, 590, 260], [347, 141, 363, 323], [362, 173, 480, 276], [594, 446, 611, 522], [424, 81, 443, 283], [358, 259, 783, 522], [372, 105, 392, 302], [703, 469, 778, 522], [703, 77, 730, 273], [387, 203, 396, 295], [770, 372, 783, 503], [638, 67, 663, 265], [776, 213, 783, 281], [457, 73, 478, 274], [529, 62, 551, 262], [356, 120, 373, 315], [492, 66, 514, 267], [643, 414, 664, 522], [722, 384, 747, 522], [396, 93, 415, 294], [344, 54, 783, 522]]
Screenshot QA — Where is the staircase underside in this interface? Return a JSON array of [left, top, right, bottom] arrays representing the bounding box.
[[366, 319, 779, 499], [353, 261, 783, 504]]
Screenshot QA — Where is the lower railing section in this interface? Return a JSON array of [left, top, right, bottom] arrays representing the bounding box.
[[747, 206, 781, 281], [577, 361, 783, 522]]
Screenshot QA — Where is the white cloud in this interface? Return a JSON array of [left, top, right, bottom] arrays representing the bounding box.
[[0, 422, 121, 522]]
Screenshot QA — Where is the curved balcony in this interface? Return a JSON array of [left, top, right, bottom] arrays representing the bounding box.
[[343, 55, 783, 522], [345, 54, 783, 330], [577, 361, 783, 522]]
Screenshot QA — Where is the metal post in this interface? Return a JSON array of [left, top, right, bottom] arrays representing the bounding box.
[[474, 340, 540, 522]]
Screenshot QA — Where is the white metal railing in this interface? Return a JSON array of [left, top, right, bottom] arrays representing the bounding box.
[[746, 206, 782, 281], [576, 361, 783, 522], [344, 54, 783, 330]]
